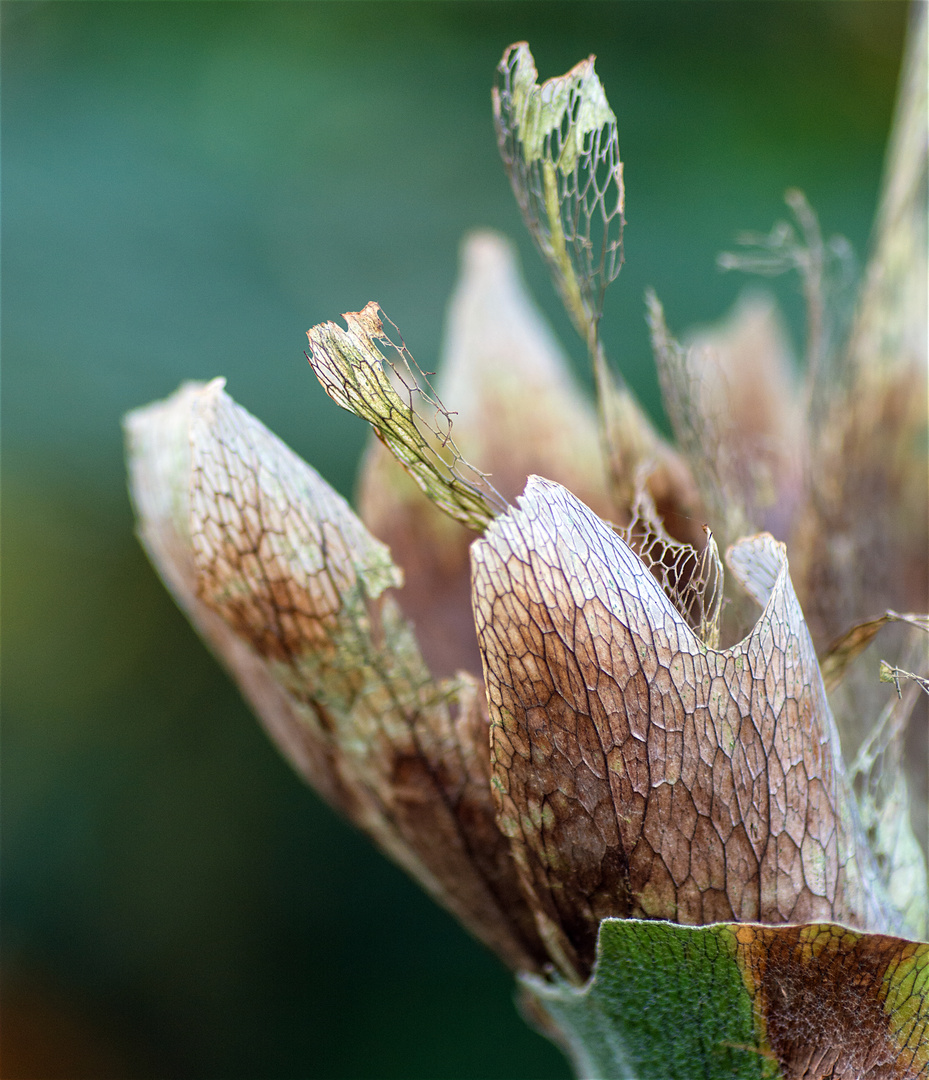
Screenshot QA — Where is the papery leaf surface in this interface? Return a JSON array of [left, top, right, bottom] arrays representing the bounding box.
[[471, 476, 898, 980], [307, 302, 502, 533], [357, 231, 611, 681], [493, 42, 623, 340], [524, 917, 928, 1080], [126, 380, 547, 971]]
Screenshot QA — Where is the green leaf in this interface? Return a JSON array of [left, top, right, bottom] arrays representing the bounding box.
[[523, 918, 929, 1080]]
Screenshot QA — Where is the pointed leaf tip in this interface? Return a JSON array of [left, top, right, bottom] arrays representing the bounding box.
[[306, 302, 503, 533]]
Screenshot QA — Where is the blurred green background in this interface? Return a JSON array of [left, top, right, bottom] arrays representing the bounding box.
[[2, 3, 909, 1077]]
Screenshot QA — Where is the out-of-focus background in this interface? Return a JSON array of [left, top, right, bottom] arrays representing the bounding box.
[[2, 3, 910, 1077]]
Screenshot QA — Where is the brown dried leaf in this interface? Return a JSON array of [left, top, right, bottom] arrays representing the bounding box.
[[126, 379, 547, 972], [472, 476, 901, 981], [734, 922, 929, 1080]]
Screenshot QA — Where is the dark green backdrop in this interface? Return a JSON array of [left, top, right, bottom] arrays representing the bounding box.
[[2, 3, 909, 1077]]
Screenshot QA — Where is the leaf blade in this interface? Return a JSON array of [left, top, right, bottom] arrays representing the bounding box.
[[525, 918, 929, 1080]]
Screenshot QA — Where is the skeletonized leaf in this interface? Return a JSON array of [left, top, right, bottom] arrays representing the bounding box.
[[472, 476, 900, 981], [493, 42, 624, 343], [620, 489, 724, 650], [524, 917, 929, 1080], [357, 230, 612, 681], [307, 302, 503, 533], [126, 379, 548, 973], [494, 44, 702, 535]]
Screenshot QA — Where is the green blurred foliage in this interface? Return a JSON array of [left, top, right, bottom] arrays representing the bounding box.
[[2, 3, 908, 1077]]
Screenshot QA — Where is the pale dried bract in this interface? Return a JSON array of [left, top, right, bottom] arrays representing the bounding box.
[[472, 476, 900, 981]]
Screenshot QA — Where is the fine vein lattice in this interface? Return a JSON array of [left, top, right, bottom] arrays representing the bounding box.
[[471, 477, 897, 980], [493, 43, 624, 343]]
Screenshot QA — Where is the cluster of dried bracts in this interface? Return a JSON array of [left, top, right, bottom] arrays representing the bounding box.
[[126, 18, 928, 1080]]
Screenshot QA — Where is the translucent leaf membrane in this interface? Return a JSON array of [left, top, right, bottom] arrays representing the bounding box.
[[493, 42, 624, 343], [494, 43, 703, 540], [619, 485, 723, 651], [126, 380, 548, 973], [524, 918, 928, 1080], [306, 302, 504, 533], [472, 478, 902, 981], [356, 231, 613, 682]]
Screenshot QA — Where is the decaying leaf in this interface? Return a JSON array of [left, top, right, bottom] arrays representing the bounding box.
[[125, 17, 929, 1078], [355, 230, 613, 681], [493, 42, 701, 537], [525, 917, 929, 1080], [620, 492, 724, 652], [307, 301, 503, 533], [472, 477, 901, 980], [126, 379, 547, 972], [492, 42, 623, 342]]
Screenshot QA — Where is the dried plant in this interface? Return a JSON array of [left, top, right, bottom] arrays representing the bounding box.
[[125, 14, 928, 1079]]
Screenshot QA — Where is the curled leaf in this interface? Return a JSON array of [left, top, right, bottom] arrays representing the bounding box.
[[494, 45, 701, 538], [126, 379, 548, 972], [493, 42, 624, 344], [472, 476, 900, 980], [621, 490, 724, 650], [357, 230, 612, 681], [306, 302, 503, 533]]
